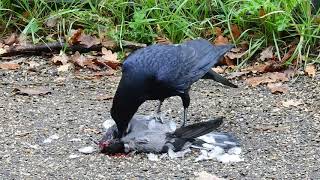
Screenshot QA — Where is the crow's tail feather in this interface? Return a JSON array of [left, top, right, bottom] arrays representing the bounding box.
[[202, 69, 238, 88], [173, 117, 223, 139]]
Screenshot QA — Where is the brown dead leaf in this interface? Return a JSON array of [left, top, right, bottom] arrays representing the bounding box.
[[51, 53, 69, 65], [212, 66, 225, 74], [101, 48, 121, 69], [4, 33, 18, 45], [214, 35, 229, 45], [260, 46, 274, 61], [231, 24, 241, 39], [96, 95, 113, 101], [68, 29, 83, 45], [225, 51, 246, 60], [281, 44, 296, 63], [215, 27, 223, 36], [267, 82, 288, 94], [156, 37, 172, 45], [305, 64, 316, 77], [78, 34, 100, 48], [223, 56, 235, 67], [0, 62, 20, 70], [101, 38, 117, 49], [71, 52, 94, 67], [13, 87, 51, 96], [245, 72, 289, 87], [282, 99, 303, 108]]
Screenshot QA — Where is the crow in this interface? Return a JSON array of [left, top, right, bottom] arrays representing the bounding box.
[[99, 115, 224, 154], [111, 38, 237, 137]]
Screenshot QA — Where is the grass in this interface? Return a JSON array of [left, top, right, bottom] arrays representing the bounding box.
[[0, 0, 319, 67]]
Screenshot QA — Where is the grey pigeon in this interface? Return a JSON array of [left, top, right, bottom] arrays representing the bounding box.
[[99, 115, 225, 154]]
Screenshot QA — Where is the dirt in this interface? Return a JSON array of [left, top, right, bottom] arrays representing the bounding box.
[[0, 56, 319, 179]]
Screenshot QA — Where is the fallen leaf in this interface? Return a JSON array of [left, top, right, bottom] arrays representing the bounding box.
[[101, 38, 117, 49], [225, 51, 246, 60], [212, 66, 225, 74], [281, 44, 296, 63], [13, 87, 51, 96], [267, 83, 288, 94], [260, 46, 274, 61], [305, 64, 316, 77], [223, 56, 235, 67], [245, 72, 289, 87], [78, 34, 100, 48], [215, 27, 223, 36], [57, 63, 73, 72], [51, 53, 69, 65], [0, 62, 20, 70], [4, 33, 18, 45], [101, 48, 121, 69], [214, 35, 229, 45], [96, 95, 113, 101], [259, 7, 266, 17], [282, 99, 303, 107], [155, 36, 172, 45], [231, 24, 241, 39], [71, 52, 94, 67], [68, 29, 83, 45]]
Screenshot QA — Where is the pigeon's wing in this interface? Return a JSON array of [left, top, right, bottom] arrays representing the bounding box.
[[172, 117, 223, 139]]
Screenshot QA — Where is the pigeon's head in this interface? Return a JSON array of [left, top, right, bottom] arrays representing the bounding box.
[[99, 138, 125, 154]]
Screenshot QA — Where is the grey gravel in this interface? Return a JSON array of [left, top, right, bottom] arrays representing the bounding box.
[[0, 56, 319, 179]]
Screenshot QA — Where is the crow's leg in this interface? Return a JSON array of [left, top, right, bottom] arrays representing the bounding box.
[[154, 99, 165, 123], [180, 93, 190, 127]]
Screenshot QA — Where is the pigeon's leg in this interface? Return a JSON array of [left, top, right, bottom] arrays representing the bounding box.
[[180, 93, 190, 127], [155, 99, 165, 123]]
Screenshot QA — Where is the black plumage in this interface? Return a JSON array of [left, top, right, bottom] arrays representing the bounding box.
[[111, 38, 236, 137]]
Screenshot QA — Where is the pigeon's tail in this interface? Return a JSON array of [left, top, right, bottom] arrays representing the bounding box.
[[202, 68, 238, 88], [173, 117, 223, 139]]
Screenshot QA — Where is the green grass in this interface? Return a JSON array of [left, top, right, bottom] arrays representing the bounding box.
[[0, 0, 319, 66]]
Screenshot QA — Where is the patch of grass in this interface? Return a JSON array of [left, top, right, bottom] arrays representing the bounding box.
[[0, 0, 319, 65]]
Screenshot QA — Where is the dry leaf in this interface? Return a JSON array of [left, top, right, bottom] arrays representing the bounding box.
[[305, 64, 316, 77], [4, 33, 18, 45], [245, 72, 289, 87], [68, 29, 83, 45], [267, 83, 288, 94], [212, 66, 225, 74], [78, 34, 100, 48], [215, 27, 223, 36], [101, 48, 121, 69], [281, 45, 296, 63], [0, 62, 20, 70], [225, 51, 246, 60], [282, 100, 303, 108], [13, 87, 51, 96], [259, 7, 266, 17], [71, 52, 94, 67], [231, 24, 241, 39], [51, 53, 69, 65], [0, 47, 6, 54], [155, 37, 172, 45], [260, 46, 274, 61], [214, 35, 229, 45], [101, 38, 117, 49], [57, 63, 73, 72]]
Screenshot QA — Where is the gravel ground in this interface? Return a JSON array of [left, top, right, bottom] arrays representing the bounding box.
[[0, 56, 319, 179]]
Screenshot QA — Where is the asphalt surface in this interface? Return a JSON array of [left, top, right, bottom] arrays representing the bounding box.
[[0, 57, 319, 179]]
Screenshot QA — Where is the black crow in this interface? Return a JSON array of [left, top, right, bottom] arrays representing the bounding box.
[[111, 38, 237, 137]]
